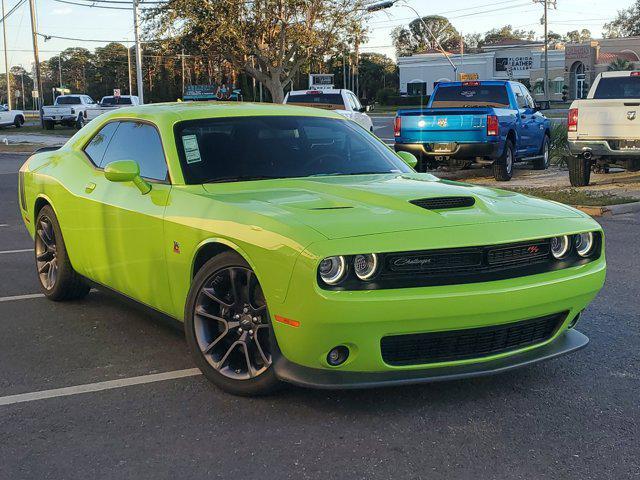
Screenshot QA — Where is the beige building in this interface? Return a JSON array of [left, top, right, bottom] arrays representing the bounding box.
[[529, 37, 640, 102]]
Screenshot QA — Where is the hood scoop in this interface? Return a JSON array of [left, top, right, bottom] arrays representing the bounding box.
[[410, 196, 475, 210]]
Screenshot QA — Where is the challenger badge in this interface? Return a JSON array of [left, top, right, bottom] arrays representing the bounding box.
[[628, 111, 637, 121]]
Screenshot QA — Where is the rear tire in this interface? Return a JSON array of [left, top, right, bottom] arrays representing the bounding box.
[[44, 120, 54, 130], [493, 140, 514, 181], [14, 116, 24, 128], [184, 251, 282, 396], [76, 114, 85, 129], [568, 155, 591, 187], [35, 205, 90, 301], [622, 159, 640, 172], [533, 134, 550, 170]]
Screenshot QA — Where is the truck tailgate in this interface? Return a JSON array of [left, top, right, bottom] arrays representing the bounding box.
[[398, 108, 489, 143], [43, 106, 73, 116], [577, 100, 640, 140]]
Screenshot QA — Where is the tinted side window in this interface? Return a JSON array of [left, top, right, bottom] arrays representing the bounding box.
[[83, 122, 119, 167], [514, 86, 527, 108], [102, 122, 167, 181]]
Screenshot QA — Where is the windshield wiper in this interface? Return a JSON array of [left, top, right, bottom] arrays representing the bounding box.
[[308, 171, 388, 177], [205, 175, 279, 183]]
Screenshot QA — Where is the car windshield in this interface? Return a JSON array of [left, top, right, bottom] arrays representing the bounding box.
[[55, 96, 82, 105], [430, 85, 510, 108], [175, 116, 411, 184], [101, 97, 133, 106], [286, 93, 345, 110], [593, 76, 640, 99]]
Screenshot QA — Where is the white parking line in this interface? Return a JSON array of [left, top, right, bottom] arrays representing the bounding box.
[[0, 293, 45, 302], [0, 248, 33, 254], [0, 368, 203, 406]]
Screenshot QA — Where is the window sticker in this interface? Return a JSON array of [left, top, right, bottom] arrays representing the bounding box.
[[182, 134, 202, 164], [460, 90, 477, 98]]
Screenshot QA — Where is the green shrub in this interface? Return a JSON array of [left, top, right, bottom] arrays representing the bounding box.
[[549, 122, 569, 166]]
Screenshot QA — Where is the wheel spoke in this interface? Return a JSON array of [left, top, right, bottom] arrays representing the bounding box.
[[229, 268, 242, 307], [214, 340, 242, 369], [254, 329, 271, 367], [203, 328, 229, 354], [202, 287, 233, 308], [38, 261, 51, 274], [240, 342, 258, 378]]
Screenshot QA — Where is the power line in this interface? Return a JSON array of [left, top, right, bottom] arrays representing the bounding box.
[[0, 0, 26, 23]]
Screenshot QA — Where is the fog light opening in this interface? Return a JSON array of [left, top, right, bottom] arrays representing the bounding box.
[[568, 311, 582, 329], [327, 346, 349, 366]]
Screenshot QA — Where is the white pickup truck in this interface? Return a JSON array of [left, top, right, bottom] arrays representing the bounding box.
[[284, 89, 374, 132], [85, 95, 140, 121], [0, 105, 25, 128], [567, 71, 640, 186], [41, 94, 98, 130]]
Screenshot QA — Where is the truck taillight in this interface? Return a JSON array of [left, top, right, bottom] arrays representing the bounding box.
[[486, 115, 499, 136], [568, 108, 579, 132], [394, 116, 401, 137], [631, 72, 640, 77], [462, 81, 480, 86]]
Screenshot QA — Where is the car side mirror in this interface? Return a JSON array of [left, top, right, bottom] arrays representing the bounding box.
[[104, 160, 151, 194], [365, 105, 373, 112], [396, 151, 418, 169]]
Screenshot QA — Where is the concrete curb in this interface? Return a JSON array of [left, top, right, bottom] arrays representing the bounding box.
[[574, 201, 640, 217]]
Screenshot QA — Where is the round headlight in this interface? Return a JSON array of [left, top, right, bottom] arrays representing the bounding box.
[[574, 232, 595, 257], [319, 256, 346, 285], [551, 236, 570, 259], [353, 253, 379, 280]]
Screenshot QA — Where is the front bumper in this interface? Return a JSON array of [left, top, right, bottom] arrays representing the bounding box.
[[394, 141, 501, 160], [273, 329, 588, 389], [568, 139, 640, 158], [268, 221, 605, 387]]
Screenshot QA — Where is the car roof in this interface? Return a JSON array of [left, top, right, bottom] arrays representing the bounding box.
[[102, 101, 346, 123], [435, 80, 510, 87], [288, 89, 347, 95], [599, 71, 640, 78]]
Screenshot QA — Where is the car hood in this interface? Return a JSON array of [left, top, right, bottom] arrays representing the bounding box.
[[202, 173, 584, 240]]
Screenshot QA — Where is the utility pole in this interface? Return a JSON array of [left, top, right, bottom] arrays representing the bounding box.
[[1, 0, 11, 109], [342, 52, 346, 89], [132, 0, 144, 104], [20, 70, 25, 110], [127, 46, 132, 95], [28, 0, 42, 114], [57, 54, 62, 90], [181, 48, 185, 96], [534, 0, 556, 105]]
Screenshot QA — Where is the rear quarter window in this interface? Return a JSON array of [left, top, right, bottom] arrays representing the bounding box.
[[430, 85, 510, 108]]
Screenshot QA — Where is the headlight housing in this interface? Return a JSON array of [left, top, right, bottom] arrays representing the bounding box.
[[550, 235, 570, 259], [353, 253, 379, 280], [318, 256, 346, 285], [574, 232, 595, 257]]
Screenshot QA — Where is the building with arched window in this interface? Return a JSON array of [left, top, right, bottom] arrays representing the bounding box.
[[398, 37, 640, 103]]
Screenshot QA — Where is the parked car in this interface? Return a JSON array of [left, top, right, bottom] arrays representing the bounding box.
[[567, 71, 640, 186], [284, 88, 374, 132], [394, 80, 551, 181], [85, 95, 140, 121], [0, 104, 25, 128], [41, 94, 98, 130], [18, 103, 605, 395]]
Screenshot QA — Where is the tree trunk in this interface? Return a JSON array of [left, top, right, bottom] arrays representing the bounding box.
[[263, 77, 285, 104]]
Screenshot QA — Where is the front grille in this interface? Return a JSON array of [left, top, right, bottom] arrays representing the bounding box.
[[410, 196, 475, 210], [380, 312, 566, 366]]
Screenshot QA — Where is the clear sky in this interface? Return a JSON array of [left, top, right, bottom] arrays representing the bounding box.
[[1, 0, 633, 72]]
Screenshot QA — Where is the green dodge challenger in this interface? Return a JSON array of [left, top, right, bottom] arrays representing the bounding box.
[[18, 102, 606, 395]]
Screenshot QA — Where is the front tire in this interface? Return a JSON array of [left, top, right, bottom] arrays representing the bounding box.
[[533, 134, 550, 170], [568, 155, 591, 186], [35, 205, 90, 301], [184, 251, 281, 396], [76, 114, 85, 129], [493, 140, 514, 181], [14, 116, 24, 128]]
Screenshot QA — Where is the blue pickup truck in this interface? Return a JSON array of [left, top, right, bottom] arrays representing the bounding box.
[[394, 80, 551, 181]]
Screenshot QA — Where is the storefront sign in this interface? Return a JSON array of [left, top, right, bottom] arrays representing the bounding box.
[[565, 45, 592, 60], [495, 56, 533, 72], [309, 74, 334, 90], [458, 72, 479, 81]]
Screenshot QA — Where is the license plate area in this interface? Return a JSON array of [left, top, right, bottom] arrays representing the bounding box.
[[433, 142, 456, 153]]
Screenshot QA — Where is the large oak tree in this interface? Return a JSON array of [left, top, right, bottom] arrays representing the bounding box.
[[145, 0, 366, 103]]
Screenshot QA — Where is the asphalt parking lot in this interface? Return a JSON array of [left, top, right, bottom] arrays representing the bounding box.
[[1, 152, 639, 479]]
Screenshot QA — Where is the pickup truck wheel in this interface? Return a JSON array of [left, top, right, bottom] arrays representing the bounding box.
[[76, 115, 85, 129], [622, 159, 640, 172], [533, 135, 550, 170], [14, 116, 24, 128], [493, 140, 514, 181], [568, 155, 591, 187], [44, 120, 54, 130]]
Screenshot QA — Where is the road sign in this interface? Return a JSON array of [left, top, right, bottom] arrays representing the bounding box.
[[113, 88, 121, 98], [32, 90, 39, 98], [458, 72, 479, 82], [14, 90, 21, 98]]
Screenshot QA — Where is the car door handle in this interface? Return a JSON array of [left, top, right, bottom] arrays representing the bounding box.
[[85, 182, 96, 193], [520, 114, 527, 119]]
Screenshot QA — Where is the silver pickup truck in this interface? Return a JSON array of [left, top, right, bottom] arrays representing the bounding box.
[[41, 94, 98, 130], [567, 71, 640, 186]]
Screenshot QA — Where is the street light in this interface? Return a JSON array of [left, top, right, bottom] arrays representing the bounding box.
[[366, 0, 458, 77]]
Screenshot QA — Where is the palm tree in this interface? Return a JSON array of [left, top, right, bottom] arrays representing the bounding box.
[[608, 58, 635, 71]]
